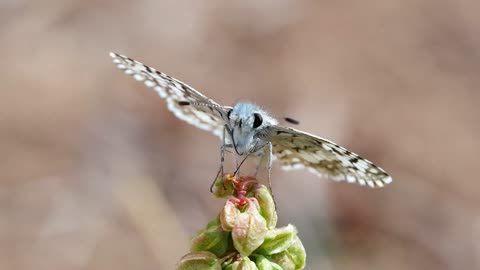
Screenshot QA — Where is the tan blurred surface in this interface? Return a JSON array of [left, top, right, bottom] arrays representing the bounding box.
[[1, 1, 480, 269]]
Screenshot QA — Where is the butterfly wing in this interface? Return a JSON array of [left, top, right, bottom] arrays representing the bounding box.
[[110, 52, 229, 138], [263, 126, 392, 188]]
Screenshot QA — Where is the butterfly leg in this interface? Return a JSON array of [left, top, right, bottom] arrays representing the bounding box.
[[266, 142, 273, 193], [254, 151, 265, 176], [233, 154, 250, 177], [253, 143, 276, 205], [251, 143, 276, 205], [211, 125, 229, 192], [265, 142, 277, 208], [252, 143, 272, 188], [233, 140, 261, 177]]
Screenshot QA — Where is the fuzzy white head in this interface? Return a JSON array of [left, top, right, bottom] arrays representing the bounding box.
[[227, 102, 278, 155]]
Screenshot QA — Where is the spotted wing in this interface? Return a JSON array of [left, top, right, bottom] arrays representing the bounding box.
[[110, 52, 229, 138], [264, 126, 392, 188]]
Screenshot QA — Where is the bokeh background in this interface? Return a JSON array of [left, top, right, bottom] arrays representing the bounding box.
[[2, 0, 480, 269]]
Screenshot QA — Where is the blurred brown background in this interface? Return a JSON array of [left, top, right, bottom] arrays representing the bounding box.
[[1, 0, 479, 269]]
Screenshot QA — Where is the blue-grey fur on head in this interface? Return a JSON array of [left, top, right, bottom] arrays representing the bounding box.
[[228, 101, 277, 155], [232, 102, 261, 116]]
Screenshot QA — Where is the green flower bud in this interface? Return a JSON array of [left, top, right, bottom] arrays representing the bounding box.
[[255, 186, 277, 229], [256, 224, 297, 255], [269, 235, 306, 270], [220, 200, 239, 231], [191, 216, 231, 257], [237, 256, 259, 270], [212, 175, 235, 198], [232, 199, 268, 257], [175, 251, 221, 270], [226, 257, 258, 270], [255, 255, 283, 270]]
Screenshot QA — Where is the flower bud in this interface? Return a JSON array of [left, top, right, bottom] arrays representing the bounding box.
[[220, 200, 239, 231], [191, 216, 231, 257], [225, 257, 258, 270], [256, 224, 297, 255], [254, 185, 277, 229], [255, 255, 283, 270], [238, 256, 259, 270], [232, 198, 268, 257], [212, 175, 235, 198], [175, 251, 221, 270], [269, 235, 306, 270]]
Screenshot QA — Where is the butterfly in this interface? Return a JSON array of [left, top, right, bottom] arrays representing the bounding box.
[[110, 52, 392, 188]]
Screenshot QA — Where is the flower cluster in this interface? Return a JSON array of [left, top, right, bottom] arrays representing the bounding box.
[[176, 175, 306, 270]]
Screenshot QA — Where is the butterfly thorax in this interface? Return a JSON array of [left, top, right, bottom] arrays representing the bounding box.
[[227, 102, 278, 155]]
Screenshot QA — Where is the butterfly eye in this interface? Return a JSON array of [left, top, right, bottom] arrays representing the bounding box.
[[227, 109, 233, 120], [253, 113, 263, 128]]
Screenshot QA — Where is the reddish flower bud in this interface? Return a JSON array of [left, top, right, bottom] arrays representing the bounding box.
[[232, 198, 268, 257], [220, 200, 240, 231]]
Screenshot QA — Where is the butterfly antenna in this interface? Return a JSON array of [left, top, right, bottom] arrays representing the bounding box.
[[284, 117, 300, 125], [178, 101, 222, 109]]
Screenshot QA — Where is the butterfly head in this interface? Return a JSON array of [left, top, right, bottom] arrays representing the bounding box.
[[227, 102, 277, 155]]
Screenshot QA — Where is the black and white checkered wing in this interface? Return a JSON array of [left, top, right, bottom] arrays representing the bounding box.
[[110, 52, 229, 138], [264, 126, 392, 188]]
